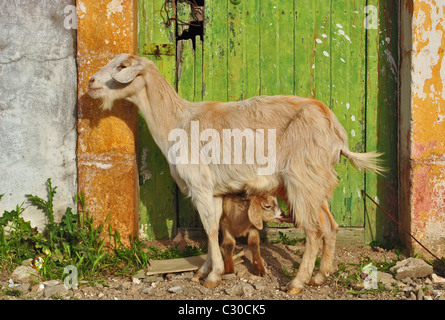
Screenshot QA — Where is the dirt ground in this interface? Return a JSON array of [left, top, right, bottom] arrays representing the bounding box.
[[0, 240, 408, 300], [2, 236, 444, 301]]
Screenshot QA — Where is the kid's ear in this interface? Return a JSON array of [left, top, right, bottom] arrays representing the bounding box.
[[247, 198, 264, 230]]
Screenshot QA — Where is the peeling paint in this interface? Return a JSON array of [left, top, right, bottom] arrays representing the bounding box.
[[77, 0, 139, 248], [408, 0, 445, 257], [106, 0, 124, 19]]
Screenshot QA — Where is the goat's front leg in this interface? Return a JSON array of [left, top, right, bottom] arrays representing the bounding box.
[[248, 229, 266, 276], [191, 194, 224, 288]]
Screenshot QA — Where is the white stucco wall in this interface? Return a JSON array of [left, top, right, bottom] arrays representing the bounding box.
[[0, 1, 77, 229]]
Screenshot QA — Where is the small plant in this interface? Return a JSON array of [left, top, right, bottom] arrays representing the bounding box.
[[0, 179, 206, 283], [333, 256, 397, 295], [273, 231, 305, 246]]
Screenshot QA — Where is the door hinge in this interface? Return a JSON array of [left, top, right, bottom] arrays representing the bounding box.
[[143, 43, 175, 56]]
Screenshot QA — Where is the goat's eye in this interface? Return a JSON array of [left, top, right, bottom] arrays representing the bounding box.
[[264, 205, 272, 210]]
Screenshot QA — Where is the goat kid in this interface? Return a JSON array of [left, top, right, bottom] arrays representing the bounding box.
[[88, 54, 384, 293], [220, 194, 283, 276]]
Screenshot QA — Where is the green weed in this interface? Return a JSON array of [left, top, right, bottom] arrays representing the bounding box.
[[0, 179, 206, 283], [273, 231, 305, 246]]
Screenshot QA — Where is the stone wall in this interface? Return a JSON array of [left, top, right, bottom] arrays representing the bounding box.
[[0, 1, 77, 229]]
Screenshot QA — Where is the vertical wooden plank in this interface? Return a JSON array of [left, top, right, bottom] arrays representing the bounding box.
[[227, 0, 244, 101], [294, 0, 316, 97], [330, 1, 367, 227], [259, 1, 280, 95], [194, 36, 204, 101], [177, 39, 195, 101], [138, 0, 177, 240], [243, 0, 260, 98], [365, 0, 399, 245], [313, 0, 331, 105], [278, 0, 295, 95], [203, 0, 228, 101]]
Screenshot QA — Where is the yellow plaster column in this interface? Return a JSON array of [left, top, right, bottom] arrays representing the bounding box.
[[401, 0, 445, 258], [77, 0, 139, 247]]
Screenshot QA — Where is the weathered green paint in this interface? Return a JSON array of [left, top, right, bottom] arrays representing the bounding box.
[[138, 0, 177, 240], [138, 0, 398, 243], [203, 0, 228, 102], [365, 0, 399, 246], [329, 1, 367, 228]]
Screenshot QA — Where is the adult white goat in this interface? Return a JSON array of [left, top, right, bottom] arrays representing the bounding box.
[[88, 53, 384, 294]]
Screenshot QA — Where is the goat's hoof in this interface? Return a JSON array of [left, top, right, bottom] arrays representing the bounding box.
[[253, 268, 267, 277], [287, 287, 303, 295], [202, 271, 222, 288], [308, 273, 327, 286], [202, 279, 221, 288], [193, 271, 207, 280]]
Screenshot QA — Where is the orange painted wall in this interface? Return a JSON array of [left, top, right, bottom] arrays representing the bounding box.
[[404, 0, 445, 257], [77, 0, 139, 247]]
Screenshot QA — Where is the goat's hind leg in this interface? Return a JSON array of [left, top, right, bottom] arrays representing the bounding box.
[[221, 227, 236, 274], [309, 201, 338, 286]]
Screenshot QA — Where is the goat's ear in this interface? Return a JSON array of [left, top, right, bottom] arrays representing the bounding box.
[[111, 56, 145, 84], [247, 199, 264, 230]]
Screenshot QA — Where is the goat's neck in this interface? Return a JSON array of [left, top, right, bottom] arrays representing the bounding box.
[[132, 72, 190, 157]]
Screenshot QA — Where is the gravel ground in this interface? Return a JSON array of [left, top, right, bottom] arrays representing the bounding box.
[[2, 240, 444, 301]]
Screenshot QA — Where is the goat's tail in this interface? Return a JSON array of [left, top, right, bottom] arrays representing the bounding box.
[[341, 149, 386, 176]]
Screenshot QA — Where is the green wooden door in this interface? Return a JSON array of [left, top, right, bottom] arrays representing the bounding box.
[[138, 0, 398, 245]]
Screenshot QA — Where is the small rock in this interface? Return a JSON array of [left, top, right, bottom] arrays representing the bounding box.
[[22, 259, 33, 266], [94, 283, 104, 290], [16, 283, 30, 294], [172, 272, 194, 280], [129, 284, 142, 295], [24, 289, 44, 300], [390, 258, 433, 280], [432, 273, 445, 288], [377, 271, 396, 290], [10, 266, 40, 283], [402, 277, 413, 285], [222, 273, 237, 281], [417, 288, 424, 300], [409, 292, 416, 300], [44, 284, 69, 299], [225, 284, 255, 296], [133, 269, 146, 279], [142, 287, 154, 294], [253, 283, 268, 291], [144, 275, 164, 283], [132, 278, 142, 285], [168, 286, 183, 294], [42, 280, 60, 287]]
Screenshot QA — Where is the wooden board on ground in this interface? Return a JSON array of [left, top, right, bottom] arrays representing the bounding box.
[[146, 255, 208, 276]]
